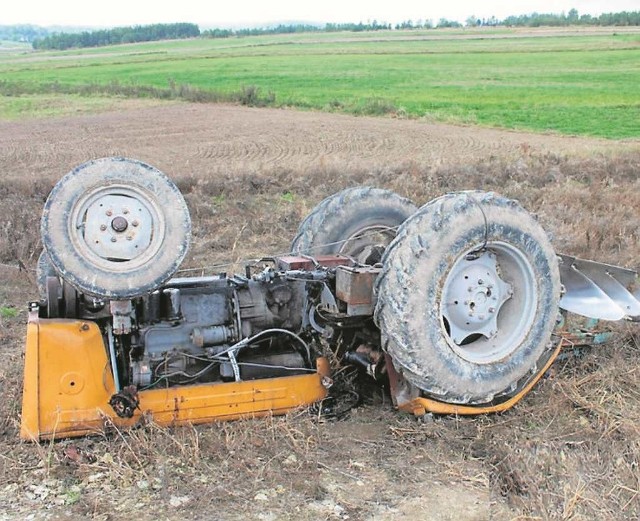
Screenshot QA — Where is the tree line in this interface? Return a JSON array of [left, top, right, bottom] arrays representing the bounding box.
[[502, 9, 640, 27], [32, 23, 200, 50], [6, 9, 639, 51], [201, 10, 639, 38]]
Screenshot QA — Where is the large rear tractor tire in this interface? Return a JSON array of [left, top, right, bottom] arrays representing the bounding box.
[[291, 187, 417, 265], [375, 191, 561, 404], [41, 157, 191, 299]]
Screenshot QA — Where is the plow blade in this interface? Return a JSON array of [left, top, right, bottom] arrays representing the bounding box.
[[558, 254, 640, 322]]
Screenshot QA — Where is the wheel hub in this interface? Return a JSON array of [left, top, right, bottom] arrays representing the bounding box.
[[442, 251, 512, 344], [79, 192, 154, 262]]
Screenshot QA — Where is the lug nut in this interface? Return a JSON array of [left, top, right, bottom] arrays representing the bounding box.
[[489, 307, 496, 313], [132, 220, 139, 227], [110, 237, 117, 243], [123, 208, 129, 215], [106, 209, 113, 216], [100, 224, 107, 231]]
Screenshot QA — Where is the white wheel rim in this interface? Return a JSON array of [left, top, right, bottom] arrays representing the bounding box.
[[68, 183, 166, 272], [440, 242, 538, 364]]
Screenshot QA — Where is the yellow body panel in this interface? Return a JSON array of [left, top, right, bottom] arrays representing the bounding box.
[[21, 318, 330, 441]]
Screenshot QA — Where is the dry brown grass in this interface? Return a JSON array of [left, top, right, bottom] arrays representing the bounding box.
[[0, 150, 639, 520]]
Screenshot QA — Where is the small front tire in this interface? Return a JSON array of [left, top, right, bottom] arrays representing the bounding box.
[[41, 157, 191, 299]]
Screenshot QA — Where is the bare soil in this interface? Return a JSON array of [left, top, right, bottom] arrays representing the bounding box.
[[0, 102, 639, 520], [1, 102, 635, 186]]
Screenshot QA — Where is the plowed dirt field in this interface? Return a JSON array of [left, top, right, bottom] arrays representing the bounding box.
[[0, 102, 631, 184]]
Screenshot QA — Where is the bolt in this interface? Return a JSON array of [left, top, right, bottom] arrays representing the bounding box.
[[489, 307, 496, 313], [110, 237, 117, 243], [100, 224, 107, 231], [111, 216, 128, 233], [80, 323, 89, 331], [106, 209, 113, 216], [478, 279, 484, 285], [123, 208, 129, 215], [132, 220, 139, 227]]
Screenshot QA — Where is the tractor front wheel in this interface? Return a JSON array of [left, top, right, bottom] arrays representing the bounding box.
[[41, 157, 191, 299]]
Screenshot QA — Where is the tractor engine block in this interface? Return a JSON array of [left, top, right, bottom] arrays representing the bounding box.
[[40, 256, 378, 394], [129, 272, 309, 387]]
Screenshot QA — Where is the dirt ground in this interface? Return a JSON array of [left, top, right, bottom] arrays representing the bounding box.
[[1, 102, 634, 186], [0, 102, 639, 520]]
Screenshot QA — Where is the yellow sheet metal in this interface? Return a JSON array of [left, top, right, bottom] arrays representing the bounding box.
[[21, 318, 330, 441]]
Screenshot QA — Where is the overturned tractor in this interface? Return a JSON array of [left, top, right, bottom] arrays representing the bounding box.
[[21, 158, 639, 440]]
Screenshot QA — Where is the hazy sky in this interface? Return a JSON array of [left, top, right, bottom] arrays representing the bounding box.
[[2, 0, 638, 28]]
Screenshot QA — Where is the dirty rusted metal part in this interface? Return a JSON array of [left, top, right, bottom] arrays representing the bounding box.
[[109, 386, 140, 418], [109, 300, 133, 335], [344, 344, 385, 380], [335, 265, 381, 316], [276, 255, 353, 271]]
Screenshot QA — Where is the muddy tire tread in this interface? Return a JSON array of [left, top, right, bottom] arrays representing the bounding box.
[[291, 187, 417, 256], [374, 191, 561, 404]]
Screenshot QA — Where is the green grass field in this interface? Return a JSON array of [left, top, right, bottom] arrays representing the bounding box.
[[1, 28, 639, 138]]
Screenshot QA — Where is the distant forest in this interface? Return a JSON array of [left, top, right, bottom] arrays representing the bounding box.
[[1, 9, 638, 51], [31, 23, 200, 50]]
